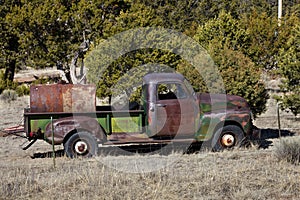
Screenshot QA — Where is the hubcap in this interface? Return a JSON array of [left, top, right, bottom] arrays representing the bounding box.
[[221, 134, 235, 147], [74, 141, 88, 154]]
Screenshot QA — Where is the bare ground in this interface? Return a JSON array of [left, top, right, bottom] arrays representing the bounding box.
[[0, 95, 299, 200]]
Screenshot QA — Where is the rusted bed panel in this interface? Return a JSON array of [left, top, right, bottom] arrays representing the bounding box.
[[30, 84, 96, 113]]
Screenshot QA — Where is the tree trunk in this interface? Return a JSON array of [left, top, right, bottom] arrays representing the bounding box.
[[4, 59, 16, 81], [70, 51, 87, 84]]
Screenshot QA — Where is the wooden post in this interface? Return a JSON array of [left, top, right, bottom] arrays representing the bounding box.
[[51, 116, 56, 168], [277, 103, 282, 138], [278, 0, 282, 26]]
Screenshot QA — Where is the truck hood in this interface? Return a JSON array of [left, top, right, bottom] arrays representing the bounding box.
[[197, 93, 250, 113]]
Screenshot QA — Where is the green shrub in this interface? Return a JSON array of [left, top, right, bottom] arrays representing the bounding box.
[[0, 71, 18, 94], [16, 84, 30, 96], [0, 89, 18, 102], [193, 12, 269, 118], [274, 137, 300, 164], [277, 19, 300, 117]]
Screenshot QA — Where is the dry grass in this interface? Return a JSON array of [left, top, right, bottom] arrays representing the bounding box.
[[0, 141, 300, 200], [0, 90, 18, 103], [0, 96, 29, 130], [274, 137, 300, 164]]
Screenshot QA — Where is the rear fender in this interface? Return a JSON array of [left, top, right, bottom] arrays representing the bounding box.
[[44, 116, 106, 145]]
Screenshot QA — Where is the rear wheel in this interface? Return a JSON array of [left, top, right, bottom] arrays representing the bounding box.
[[64, 131, 98, 158], [212, 125, 244, 151]]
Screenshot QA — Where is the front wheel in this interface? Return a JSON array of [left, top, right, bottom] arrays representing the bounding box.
[[64, 131, 98, 158], [212, 125, 244, 151]]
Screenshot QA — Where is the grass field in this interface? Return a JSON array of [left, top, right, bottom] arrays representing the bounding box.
[[0, 138, 299, 200]]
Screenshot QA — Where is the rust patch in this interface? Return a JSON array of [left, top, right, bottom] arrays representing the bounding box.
[[30, 84, 96, 113]]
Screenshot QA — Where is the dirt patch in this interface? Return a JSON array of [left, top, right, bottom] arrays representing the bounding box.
[[254, 95, 300, 136]]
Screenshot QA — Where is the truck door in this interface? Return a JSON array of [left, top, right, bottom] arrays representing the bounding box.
[[152, 82, 197, 137]]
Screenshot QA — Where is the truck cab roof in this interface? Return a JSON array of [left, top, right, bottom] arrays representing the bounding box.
[[143, 73, 185, 84]]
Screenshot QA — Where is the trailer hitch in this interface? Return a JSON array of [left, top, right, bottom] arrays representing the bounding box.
[[21, 128, 44, 150], [1, 125, 41, 150]]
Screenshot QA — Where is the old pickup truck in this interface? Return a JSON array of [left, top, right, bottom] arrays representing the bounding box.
[[24, 73, 253, 157]]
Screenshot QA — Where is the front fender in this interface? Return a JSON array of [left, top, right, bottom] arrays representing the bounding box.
[[44, 116, 105, 145], [195, 111, 252, 141]]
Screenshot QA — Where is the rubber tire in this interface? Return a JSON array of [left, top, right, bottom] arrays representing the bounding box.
[[64, 131, 98, 158], [212, 125, 244, 151]]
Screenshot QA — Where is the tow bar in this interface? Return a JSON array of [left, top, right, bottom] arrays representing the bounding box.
[[21, 139, 37, 150], [1, 125, 37, 150]]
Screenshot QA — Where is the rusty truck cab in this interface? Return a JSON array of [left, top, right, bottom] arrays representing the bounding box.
[[142, 73, 199, 138]]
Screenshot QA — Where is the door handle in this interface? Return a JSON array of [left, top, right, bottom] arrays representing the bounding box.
[[150, 105, 154, 112], [157, 104, 166, 107]]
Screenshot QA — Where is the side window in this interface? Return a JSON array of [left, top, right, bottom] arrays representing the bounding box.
[[157, 83, 187, 100]]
